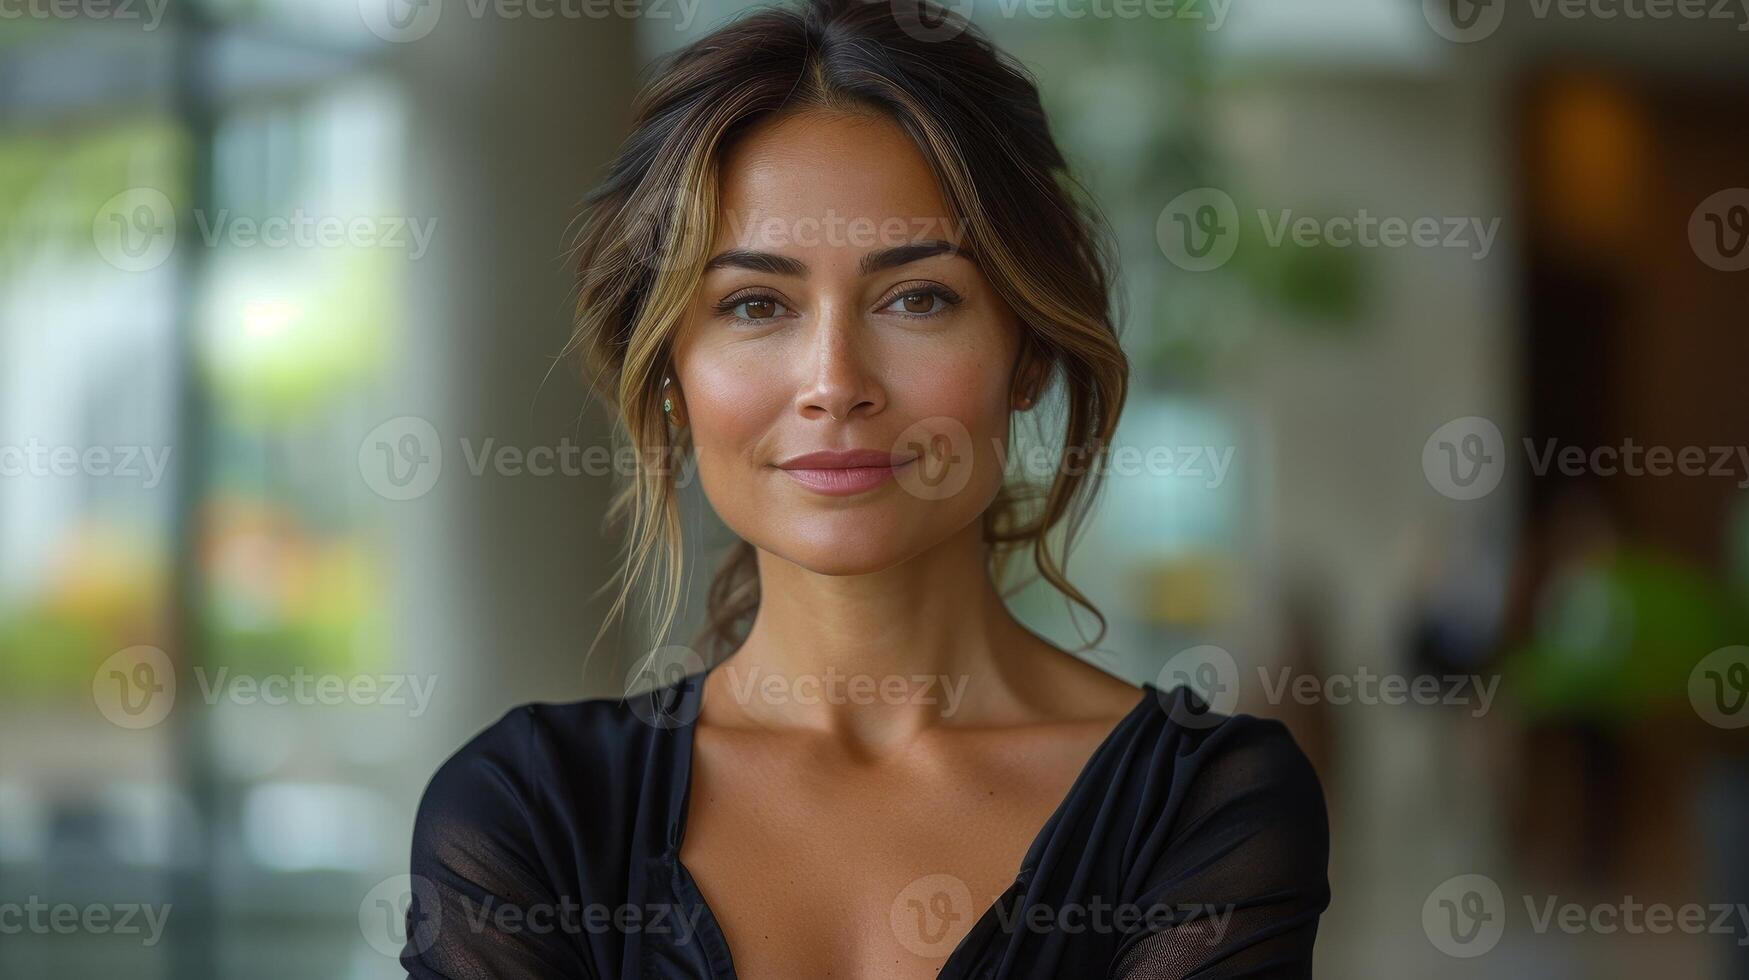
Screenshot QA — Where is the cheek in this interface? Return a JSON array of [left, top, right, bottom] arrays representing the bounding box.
[[887, 344, 1016, 514], [893, 347, 1010, 435], [678, 352, 784, 497], [890, 322, 1018, 464]]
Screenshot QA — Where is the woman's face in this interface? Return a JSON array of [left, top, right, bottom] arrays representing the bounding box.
[[670, 109, 1027, 575]]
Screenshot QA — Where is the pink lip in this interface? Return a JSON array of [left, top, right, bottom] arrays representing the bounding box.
[[774, 449, 919, 497]]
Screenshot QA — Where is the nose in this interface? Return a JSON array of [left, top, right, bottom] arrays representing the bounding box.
[[794, 304, 884, 422]]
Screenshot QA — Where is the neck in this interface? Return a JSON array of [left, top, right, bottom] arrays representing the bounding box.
[[705, 520, 1043, 745]]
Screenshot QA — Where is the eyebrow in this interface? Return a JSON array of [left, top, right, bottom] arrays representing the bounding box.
[[701, 239, 974, 277]]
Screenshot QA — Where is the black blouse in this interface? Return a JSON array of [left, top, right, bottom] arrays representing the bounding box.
[[399, 666, 1331, 979]]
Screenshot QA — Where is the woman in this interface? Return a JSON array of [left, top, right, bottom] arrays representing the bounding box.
[[400, 1, 1329, 976]]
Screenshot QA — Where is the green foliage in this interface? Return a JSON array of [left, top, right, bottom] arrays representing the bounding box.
[[1502, 548, 1747, 725], [0, 119, 186, 270]]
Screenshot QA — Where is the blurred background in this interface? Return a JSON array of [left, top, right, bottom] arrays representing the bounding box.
[[2, 0, 1747, 976]]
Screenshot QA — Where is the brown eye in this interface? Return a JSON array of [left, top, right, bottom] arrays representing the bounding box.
[[724, 295, 789, 321], [883, 289, 946, 316]]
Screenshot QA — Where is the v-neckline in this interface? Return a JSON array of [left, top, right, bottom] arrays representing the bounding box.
[[664, 665, 1159, 980]]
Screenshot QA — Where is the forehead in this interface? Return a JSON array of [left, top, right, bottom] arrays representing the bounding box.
[[713, 110, 957, 248]]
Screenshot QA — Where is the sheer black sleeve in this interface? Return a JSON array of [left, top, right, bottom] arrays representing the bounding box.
[[1110, 711, 1331, 979], [399, 707, 597, 980]]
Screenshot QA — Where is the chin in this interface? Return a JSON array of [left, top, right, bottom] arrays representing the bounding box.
[[755, 511, 941, 576]]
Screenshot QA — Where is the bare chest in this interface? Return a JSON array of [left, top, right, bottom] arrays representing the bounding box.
[[676, 728, 1105, 980]]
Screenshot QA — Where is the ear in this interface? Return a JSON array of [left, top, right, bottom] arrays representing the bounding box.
[[1023, 360, 1048, 402], [1013, 335, 1048, 405]]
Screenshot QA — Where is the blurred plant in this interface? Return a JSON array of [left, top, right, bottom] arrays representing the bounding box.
[[199, 493, 389, 679], [0, 521, 168, 698], [0, 120, 185, 275], [989, 10, 1366, 392], [1501, 547, 1747, 726], [198, 245, 397, 424], [1229, 224, 1367, 327], [0, 119, 186, 701]]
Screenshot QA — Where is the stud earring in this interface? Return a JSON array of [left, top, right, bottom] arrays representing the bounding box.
[[662, 376, 682, 425]]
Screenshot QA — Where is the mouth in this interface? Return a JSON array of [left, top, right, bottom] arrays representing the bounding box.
[[773, 450, 920, 497]]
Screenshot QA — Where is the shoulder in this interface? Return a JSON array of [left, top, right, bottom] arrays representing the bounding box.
[[1101, 690, 1332, 973], [1139, 685, 1327, 817], [1119, 685, 1330, 890], [400, 691, 689, 976], [411, 678, 697, 857], [420, 693, 661, 798]]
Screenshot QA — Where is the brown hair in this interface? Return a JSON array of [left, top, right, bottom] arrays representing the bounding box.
[[568, 0, 1129, 667]]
